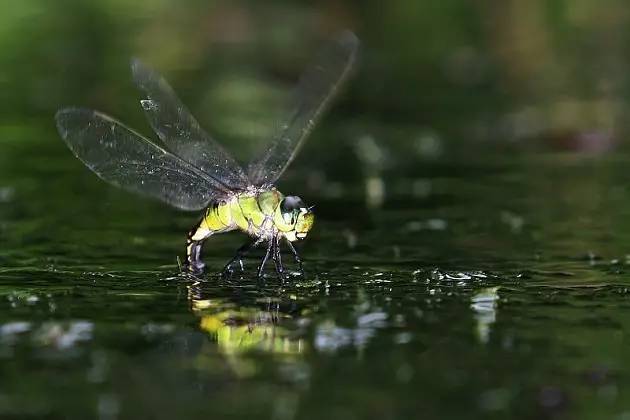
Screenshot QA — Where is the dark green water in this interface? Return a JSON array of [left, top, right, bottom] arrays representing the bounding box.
[[4, 126, 630, 419]]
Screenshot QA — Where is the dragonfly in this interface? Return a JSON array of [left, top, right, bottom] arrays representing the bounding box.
[[55, 31, 358, 278]]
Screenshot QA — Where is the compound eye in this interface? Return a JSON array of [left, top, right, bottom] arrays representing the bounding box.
[[281, 196, 305, 212]]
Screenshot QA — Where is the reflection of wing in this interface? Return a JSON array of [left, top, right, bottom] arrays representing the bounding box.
[[131, 59, 250, 191], [247, 31, 359, 186], [55, 108, 231, 211]]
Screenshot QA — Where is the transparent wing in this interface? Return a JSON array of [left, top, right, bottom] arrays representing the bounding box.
[[247, 31, 359, 186], [55, 108, 231, 211], [131, 59, 250, 191]]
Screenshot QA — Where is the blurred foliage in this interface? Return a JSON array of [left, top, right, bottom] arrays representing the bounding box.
[[2, 0, 630, 155]]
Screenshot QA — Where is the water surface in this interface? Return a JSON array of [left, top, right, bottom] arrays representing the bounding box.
[[3, 127, 630, 419]]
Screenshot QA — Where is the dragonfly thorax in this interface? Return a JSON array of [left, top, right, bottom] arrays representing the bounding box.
[[193, 189, 314, 243]]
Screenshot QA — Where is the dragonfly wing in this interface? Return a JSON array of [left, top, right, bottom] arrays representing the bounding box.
[[131, 59, 250, 191], [55, 108, 231, 211], [247, 31, 359, 186]]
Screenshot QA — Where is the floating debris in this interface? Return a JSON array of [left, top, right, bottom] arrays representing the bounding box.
[[0, 321, 31, 344], [315, 313, 388, 353], [32, 321, 93, 350], [357, 312, 387, 327], [471, 287, 499, 344]]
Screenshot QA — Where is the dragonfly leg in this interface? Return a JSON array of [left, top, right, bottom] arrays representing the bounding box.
[[257, 239, 274, 279], [184, 220, 212, 276], [185, 240, 206, 276], [222, 239, 256, 277], [272, 235, 285, 279], [285, 239, 304, 275]]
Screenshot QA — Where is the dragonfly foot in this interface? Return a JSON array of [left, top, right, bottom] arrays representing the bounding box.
[[275, 264, 286, 281], [285, 239, 304, 277], [223, 240, 255, 278], [222, 259, 245, 278], [185, 260, 205, 276]]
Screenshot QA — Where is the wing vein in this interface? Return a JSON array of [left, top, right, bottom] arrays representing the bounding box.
[[56, 108, 229, 211], [247, 31, 359, 186]]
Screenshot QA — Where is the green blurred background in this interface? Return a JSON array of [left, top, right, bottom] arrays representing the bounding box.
[[4, 0, 630, 163]]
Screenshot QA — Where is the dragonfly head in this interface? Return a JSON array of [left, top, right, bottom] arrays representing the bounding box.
[[275, 196, 315, 242]]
